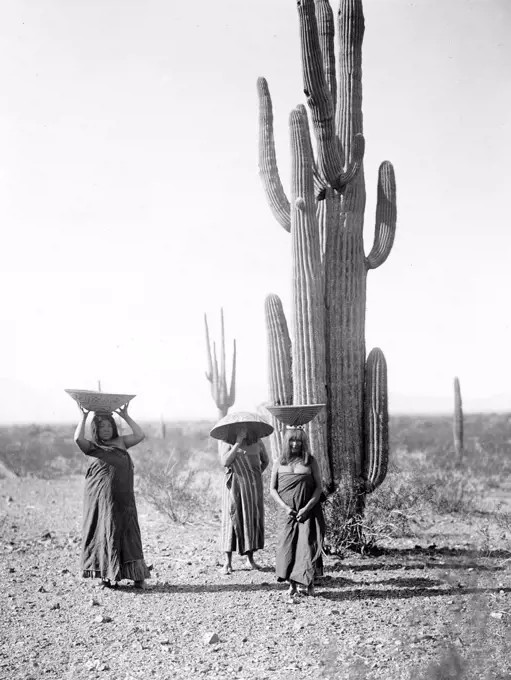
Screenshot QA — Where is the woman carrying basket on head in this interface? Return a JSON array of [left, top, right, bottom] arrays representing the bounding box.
[[74, 403, 151, 589], [270, 426, 325, 603]]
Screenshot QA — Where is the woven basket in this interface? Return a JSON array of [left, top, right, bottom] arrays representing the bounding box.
[[265, 404, 326, 427], [65, 389, 136, 414]]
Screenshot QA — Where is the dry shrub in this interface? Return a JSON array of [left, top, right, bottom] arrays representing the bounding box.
[[324, 460, 489, 555], [137, 444, 219, 525]]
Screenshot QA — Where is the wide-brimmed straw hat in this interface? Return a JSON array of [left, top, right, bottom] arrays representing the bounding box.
[[210, 411, 274, 445]]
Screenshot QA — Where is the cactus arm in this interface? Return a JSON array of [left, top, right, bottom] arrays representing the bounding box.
[[219, 308, 227, 406], [227, 339, 237, 408], [257, 77, 291, 232], [265, 294, 293, 460], [296, 104, 327, 199], [363, 347, 389, 492], [314, 0, 337, 115], [297, 0, 365, 191], [204, 313, 213, 382], [366, 161, 397, 270], [211, 342, 220, 403], [265, 294, 293, 408], [337, 0, 365, 162]]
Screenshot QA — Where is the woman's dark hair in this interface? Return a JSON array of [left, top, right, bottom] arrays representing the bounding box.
[[91, 414, 119, 446], [280, 428, 312, 466]]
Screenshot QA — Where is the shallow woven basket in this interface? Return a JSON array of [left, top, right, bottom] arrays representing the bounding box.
[[265, 404, 326, 427], [65, 389, 136, 414]]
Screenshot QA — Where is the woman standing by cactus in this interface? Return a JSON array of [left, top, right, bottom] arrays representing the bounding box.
[[74, 404, 151, 589], [270, 427, 325, 603], [211, 412, 272, 575]]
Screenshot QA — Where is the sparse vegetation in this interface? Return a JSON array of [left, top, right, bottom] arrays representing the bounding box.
[[1, 414, 510, 678]]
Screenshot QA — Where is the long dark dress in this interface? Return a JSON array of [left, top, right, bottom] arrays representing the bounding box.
[[81, 444, 150, 582], [275, 470, 325, 588], [220, 442, 265, 555]]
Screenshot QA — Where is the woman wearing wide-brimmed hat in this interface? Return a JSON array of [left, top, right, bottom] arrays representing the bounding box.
[[210, 412, 272, 575]]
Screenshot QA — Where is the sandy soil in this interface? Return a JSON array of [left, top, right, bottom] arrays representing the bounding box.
[[1, 476, 510, 680]]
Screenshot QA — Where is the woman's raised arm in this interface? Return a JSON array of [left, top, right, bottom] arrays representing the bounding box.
[[74, 406, 92, 454], [219, 428, 247, 467], [117, 404, 145, 449]]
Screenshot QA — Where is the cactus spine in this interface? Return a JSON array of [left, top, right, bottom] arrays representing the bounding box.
[[204, 309, 236, 419], [453, 376, 464, 461], [258, 0, 397, 538]]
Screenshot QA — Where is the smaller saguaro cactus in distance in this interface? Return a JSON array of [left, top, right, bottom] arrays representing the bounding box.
[[204, 309, 237, 419], [160, 413, 166, 440], [453, 376, 464, 461]]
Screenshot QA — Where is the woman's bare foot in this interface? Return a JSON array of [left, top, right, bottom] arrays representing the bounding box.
[[220, 564, 232, 575], [245, 552, 261, 570], [134, 580, 146, 589], [286, 582, 298, 604]]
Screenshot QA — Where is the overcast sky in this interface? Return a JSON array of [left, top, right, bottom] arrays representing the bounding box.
[[0, 0, 510, 423]]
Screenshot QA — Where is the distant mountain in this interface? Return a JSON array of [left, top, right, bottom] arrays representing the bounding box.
[[389, 392, 511, 415]]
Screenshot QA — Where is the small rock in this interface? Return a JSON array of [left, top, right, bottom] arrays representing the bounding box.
[[61, 568, 70, 575], [293, 621, 305, 632], [37, 586, 47, 593], [50, 602, 60, 610], [90, 598, 100, 606], [95, 615, 112, 624], [160, 639, 171, 646], [8, 567, 15, 573], [241, 637, 248, 643], [329, 609, 340, 616], [6, 496, 13, 503], [203, 632, 220, 645], [490, 612, 504, 620]]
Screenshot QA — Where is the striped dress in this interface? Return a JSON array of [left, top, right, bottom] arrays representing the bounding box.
[[220, 442, 267, 555]]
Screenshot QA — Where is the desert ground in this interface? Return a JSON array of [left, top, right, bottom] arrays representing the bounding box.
[[1, 416, 510, 679]]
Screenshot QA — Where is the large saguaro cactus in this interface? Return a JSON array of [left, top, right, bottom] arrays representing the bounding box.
[[258, 0, 397, 541], [204, 309, 236, 419]]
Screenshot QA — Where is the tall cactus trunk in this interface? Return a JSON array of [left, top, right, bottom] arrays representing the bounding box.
[[290, 109, 330, 487], [258, 0, 397, 550], [453, 377, 464, 462], [325, 197, 367, 507]]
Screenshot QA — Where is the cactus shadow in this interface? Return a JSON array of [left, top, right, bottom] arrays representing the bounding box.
[[328, 560, 506, 573], [317, 584, 511, 603]]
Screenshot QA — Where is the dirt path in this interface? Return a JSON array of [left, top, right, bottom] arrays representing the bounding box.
[[1, 477, 510, 679]]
